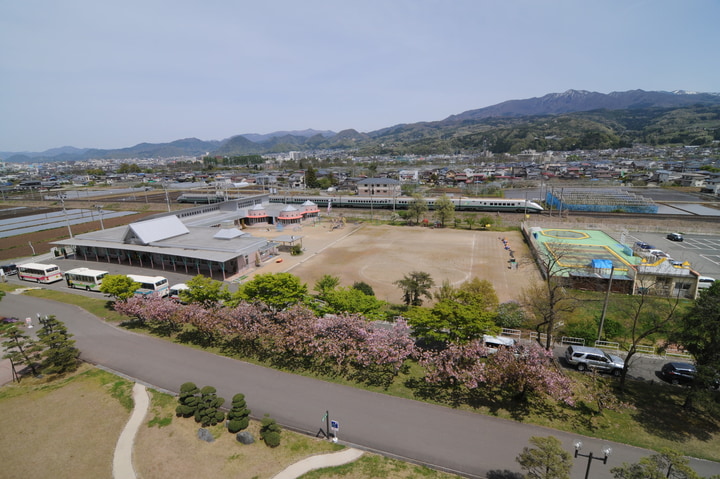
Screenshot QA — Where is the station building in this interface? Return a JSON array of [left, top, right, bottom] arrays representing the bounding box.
[[51, 194, 320, 281]]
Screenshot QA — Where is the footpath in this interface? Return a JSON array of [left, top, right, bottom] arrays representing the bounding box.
[[108, 382, 362, 479]]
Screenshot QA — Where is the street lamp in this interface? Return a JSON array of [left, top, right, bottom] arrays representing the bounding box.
[[94, 205, 105, 230], [574, 441, 612, 479], [59, 195, 73, 238]]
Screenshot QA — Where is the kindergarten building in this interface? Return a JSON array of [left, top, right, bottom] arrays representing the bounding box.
[[522, 224, 703, 299]]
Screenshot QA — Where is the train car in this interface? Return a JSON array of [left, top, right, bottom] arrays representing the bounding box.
[[268, 195, 543, 213], [177, 193, 225, 204]]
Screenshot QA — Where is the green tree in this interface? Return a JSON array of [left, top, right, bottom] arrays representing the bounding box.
[[314, 274, 340, 298], [497, 301, 528, 329], [407, 194, 428, 224], [323, 287, 386, 320], [176, 382, 200, 417], [181, 275, 230, 309], [669, 281, 720, 409], [352, 281, 375, 297], [36, 315, 80, 375], [227, 393, 251, 433], [464, 215, 477, 230], [117, 162, 141, 174], [395, 271, 435, 306], [516, 436, 572, 479], [611, 450, 702, 479], [194, 386, 225, 427], [232, 272, 308, 311], [433, 195, 455, 227], [409, 278, 499, 344], [260, 414, 282, 447], [1, 322, 43, 378], [100, 274, 140, 301], [305, 166, 319, 188]]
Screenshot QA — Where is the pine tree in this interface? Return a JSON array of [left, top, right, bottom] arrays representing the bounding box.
[[1, 322, 43, 378], [227, 393, 251, 433], [36, 315, 80, 375], [194, 386, 225, 427], [260, 414, 281, 447], [176, 382, 200, 417]]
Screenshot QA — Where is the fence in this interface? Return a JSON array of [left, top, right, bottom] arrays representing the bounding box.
[[594, 340, 620, 352], [561, 336, 585, 346]]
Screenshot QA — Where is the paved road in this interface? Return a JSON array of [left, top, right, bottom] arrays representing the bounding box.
[[2, 293, 719, 478]]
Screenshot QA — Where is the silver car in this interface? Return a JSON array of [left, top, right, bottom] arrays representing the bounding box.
[[564, 345, 624, 376]]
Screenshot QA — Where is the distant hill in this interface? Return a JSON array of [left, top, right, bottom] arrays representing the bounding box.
[[443, 89, 720, 122], [4, 89, 720, 162]]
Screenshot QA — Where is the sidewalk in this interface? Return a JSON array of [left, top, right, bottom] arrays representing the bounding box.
[[113, 383, 150, 479], [271, 448, 364, 479]]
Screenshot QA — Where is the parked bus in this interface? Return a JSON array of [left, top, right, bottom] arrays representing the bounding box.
[[64, 267, 109, 292], [17, 263, 63, 283], [168, 283, 189, 302], [127, 274, 169, 297]]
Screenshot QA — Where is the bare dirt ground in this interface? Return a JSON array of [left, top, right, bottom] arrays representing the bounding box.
[[254, 222, 540, 304]]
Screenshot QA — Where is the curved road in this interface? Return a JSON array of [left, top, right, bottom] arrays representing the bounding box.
[[3, 293, 719, 478]]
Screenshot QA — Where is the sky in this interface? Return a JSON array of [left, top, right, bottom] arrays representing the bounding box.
[[1, 0, 718, 153]]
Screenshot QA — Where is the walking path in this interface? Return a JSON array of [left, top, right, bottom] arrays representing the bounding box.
[[113, 383, 150, 479], [108, 380, 363, 479], [271, 448, 364, 479]]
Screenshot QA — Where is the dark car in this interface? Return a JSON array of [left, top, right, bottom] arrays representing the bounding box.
[[661, 362, 720, 388], [661, 362, 696, 385], [635, 242, 655, 250], [0, 263, 17, 275], [666, 233, 684, 242]]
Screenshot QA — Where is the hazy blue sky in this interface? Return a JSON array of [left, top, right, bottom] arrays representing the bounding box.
[[1, 0, 717, 152]]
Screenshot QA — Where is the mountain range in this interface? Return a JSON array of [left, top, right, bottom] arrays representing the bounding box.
[[3, 89, 720, 163]]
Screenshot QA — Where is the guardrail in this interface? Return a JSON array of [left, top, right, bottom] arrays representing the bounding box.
[[501, 328, 522, 340], [633, 344, 655, 355], [594, 340, 620, 352], [664, 348, 692, 360], [561, 336, 585, 346]]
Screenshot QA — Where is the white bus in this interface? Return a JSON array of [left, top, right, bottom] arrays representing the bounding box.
[[64, 267, 109, 292], [127, 274, 170, 298], [168, 283, 190, 302], [17, 263, 63, 283]]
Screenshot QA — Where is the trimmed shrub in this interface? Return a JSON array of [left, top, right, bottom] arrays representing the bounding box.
[[194, 385, 225, 427], [176, 382, 200, 417], [260, 414, 281, 447], [227, 393, 251, 434]]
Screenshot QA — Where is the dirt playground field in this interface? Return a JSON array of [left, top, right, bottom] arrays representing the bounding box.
[[260, 223, 541, 304]]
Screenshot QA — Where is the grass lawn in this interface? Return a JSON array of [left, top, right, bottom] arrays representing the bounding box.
[[17, 289, 720, 465], [0, 365, 459, 479]]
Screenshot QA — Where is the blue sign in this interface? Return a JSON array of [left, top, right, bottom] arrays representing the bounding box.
[[330, 420, 339, 430]]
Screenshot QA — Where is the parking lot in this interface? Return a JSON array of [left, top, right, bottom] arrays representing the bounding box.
[[626, 232, 720, 280]]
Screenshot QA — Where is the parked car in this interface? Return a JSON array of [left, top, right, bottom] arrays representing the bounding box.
[[482, 334, 516, 355], [698, 276, 717, 290], [0, 263, 17, 275], [666, 233, 684, 242], [564, 345, 625, 376], [635, 242, 655, 250], [660, 362, 720, 389]]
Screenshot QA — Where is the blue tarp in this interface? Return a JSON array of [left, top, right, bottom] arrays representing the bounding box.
[[591, 259, 613, 269]]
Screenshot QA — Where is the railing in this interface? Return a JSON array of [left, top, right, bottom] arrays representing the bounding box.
[[501, 328, 522, 340], [664, 348, 692, 360], [633, 344, 656, 355], [561, 336, 585, 346], [594, 340, 620, 352]]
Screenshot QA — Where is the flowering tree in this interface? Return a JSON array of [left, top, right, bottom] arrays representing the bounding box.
[[483, 343, 574, 405], [421, 341, 574, 405]]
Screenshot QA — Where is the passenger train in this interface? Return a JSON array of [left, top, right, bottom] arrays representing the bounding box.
[[269, 195, 544, 213]]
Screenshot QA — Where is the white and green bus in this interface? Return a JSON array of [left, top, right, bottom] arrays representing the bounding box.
[[64, 267, 109, 291], [127, 274, 170, 298]]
